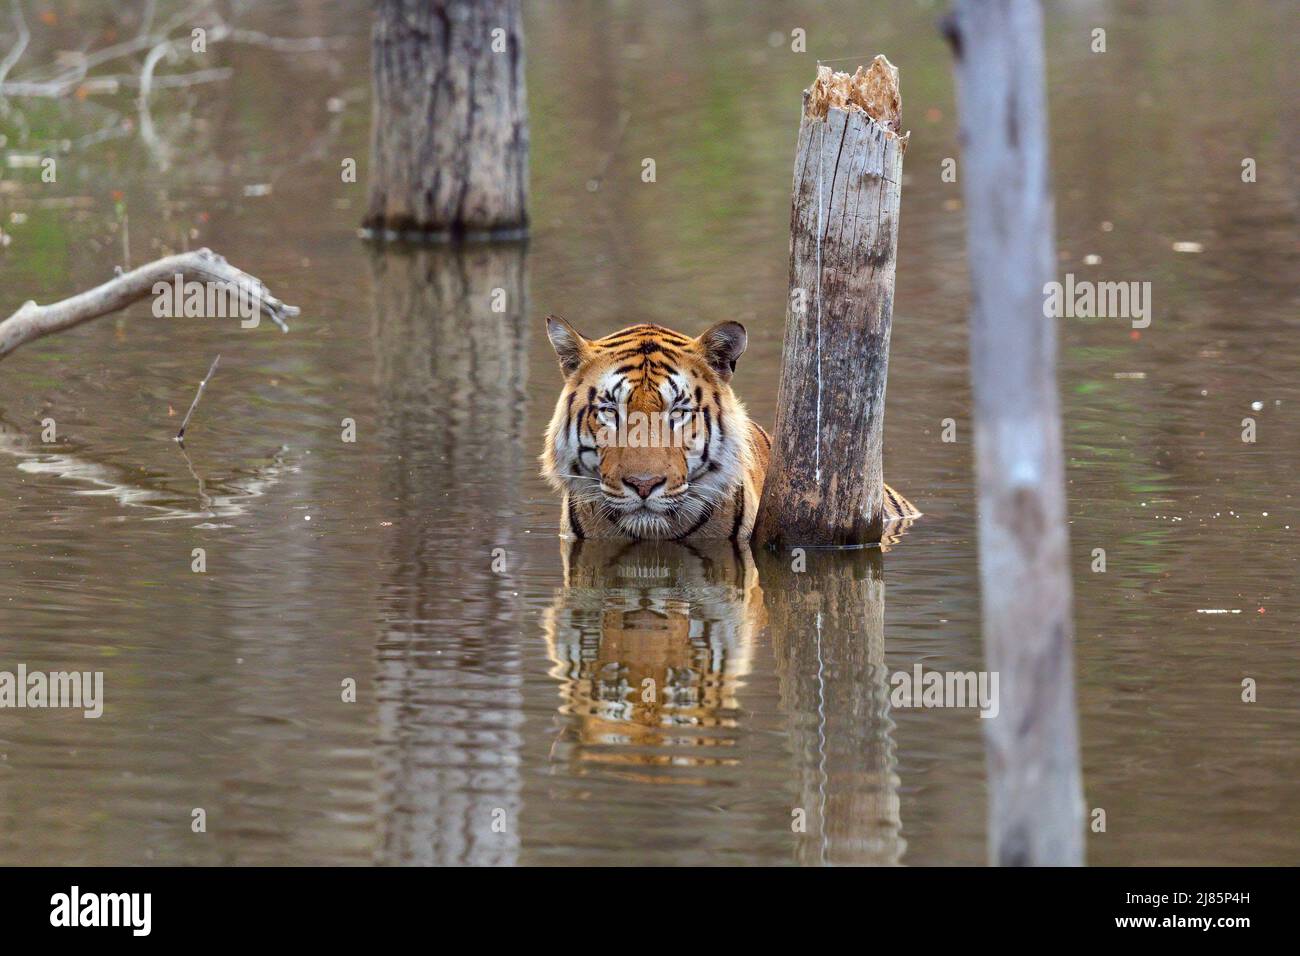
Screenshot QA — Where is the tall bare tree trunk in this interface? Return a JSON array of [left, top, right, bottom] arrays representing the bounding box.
[[364, 0, 529, 241], [753, 60, 907, 548], [942, 0, 1084, 866]]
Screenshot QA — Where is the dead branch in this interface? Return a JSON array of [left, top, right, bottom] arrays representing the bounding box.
[[0, 0, 30, 89], [0, 1, 347, 100], [79, 67, 233, 91], [137, 36, 176, 166], [213, 26, 349, 54], [176, 353, 221, 443], [0, 248, 297, 361], [0, 1, 204, 98]]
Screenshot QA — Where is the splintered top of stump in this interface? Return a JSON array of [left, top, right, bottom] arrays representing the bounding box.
[[806, 55, 902, 134]]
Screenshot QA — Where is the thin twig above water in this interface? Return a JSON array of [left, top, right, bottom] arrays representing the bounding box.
[[176, 354, 221, 445]]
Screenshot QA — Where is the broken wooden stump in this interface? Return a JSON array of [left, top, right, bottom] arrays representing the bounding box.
[[752, 58, 908, 549]]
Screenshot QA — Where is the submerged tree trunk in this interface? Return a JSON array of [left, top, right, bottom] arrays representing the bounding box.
[[752, 59, 907, 548], [942, 0, 1084, 866], [364, 0, 529, 241]]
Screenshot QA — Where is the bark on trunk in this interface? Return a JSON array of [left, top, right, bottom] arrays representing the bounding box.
[[363, 0, 529, 241], [752, 59, 906, 548], [942, 0, 1085, 866]]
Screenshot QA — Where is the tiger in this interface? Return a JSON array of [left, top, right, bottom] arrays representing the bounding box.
[[541, 315, 919, 542]]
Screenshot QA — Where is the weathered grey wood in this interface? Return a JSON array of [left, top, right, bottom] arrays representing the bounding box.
[[364, 0, 529, 242], [0, 248, 296, 361], [752, 60, 906, 548], [942, 0, 1084, 866]]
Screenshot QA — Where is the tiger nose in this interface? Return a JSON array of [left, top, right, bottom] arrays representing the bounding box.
[[623, 474, 666, 499]]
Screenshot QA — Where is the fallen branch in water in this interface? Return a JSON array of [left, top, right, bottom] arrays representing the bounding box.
[[176, 353, 221, 444], [0, 248, 297, 362]]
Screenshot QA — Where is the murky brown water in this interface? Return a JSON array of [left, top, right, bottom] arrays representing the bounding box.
[[0, 1, 1295, 865]]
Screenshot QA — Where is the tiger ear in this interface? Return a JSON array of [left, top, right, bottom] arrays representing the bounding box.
[[697, 321, 747, 382], [545, 314, 589, 377]]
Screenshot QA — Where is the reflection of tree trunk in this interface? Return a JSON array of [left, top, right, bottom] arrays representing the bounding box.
[[370, 245, 528, 865], [757, 548, 904, 865], [364, 0, 529, 240]]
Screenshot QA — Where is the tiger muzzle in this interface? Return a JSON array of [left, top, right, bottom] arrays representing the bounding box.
[[623, 475, 667, 499]]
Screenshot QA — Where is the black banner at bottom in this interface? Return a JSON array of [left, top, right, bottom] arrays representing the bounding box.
[[0, 865, 1283, 941]]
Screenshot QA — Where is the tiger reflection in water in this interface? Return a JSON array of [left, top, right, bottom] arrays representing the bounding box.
[[541, 538, 765, 781], [541, 536, 906, 863]]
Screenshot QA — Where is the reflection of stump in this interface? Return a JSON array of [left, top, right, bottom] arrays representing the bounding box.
[[757, 548, 905, 865], [370, 245, 529, 865], [541, 539, 763, 783]]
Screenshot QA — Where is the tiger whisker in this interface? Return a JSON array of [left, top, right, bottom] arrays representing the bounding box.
[[682, 486, 729, 507]]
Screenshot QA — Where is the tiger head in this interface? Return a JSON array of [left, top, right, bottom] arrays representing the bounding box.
[[541, 316, 756, 540]]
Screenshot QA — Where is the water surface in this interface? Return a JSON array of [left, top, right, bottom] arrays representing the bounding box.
[[0, 0, 1295, 865]]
